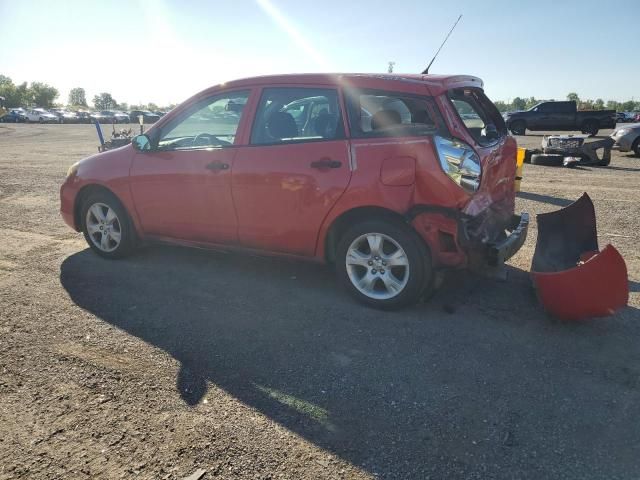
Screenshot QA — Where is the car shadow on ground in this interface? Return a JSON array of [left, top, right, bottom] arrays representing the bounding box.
[[516, 191, 573, 207], [60, 246, 640, 478]]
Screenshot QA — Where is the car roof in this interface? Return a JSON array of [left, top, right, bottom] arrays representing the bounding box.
[[217, 73, 483, 96]]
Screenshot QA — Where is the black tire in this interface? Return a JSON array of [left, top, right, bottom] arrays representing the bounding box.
[[80, 190, 136, 259], [581, 121, 598, 137], [530, 153, 564, 166], [597, 155, 611, 167], [39, 117, 44, 124], [632, 138, 640, 157], [336, 219, 432, 310], [509, 121, 526, 136]]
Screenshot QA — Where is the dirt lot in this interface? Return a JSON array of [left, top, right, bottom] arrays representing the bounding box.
[[1, 123, 639, 479]]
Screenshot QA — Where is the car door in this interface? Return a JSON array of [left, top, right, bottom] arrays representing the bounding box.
[[129, 89, 252, 244], [232, 86, 351, 256], [528, 104, 549, 130]]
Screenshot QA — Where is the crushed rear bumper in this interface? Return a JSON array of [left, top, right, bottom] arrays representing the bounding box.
[[531, 193, 628, 320], [486, 213, 529, 267]]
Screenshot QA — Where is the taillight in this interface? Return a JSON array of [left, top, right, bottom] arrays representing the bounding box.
[[434, 136, 482, 193]]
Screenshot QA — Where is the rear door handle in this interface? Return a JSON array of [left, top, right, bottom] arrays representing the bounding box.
[[206, 161, 229, 171], [310, 158, 342, 169]]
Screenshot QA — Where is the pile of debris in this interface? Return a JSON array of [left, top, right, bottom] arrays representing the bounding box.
[[525, 135, 614, 167]]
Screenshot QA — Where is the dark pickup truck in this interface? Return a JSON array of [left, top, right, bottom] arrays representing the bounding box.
[[504, 101, 616, 136]]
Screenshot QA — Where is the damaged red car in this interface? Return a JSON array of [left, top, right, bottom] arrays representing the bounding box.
[[60, 73, 528, 309]]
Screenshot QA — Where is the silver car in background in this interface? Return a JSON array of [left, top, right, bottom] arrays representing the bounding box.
[[611, 124, 640, 156]]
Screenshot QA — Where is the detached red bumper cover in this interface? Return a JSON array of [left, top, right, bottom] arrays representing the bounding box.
[[531, 193, 629, 320]]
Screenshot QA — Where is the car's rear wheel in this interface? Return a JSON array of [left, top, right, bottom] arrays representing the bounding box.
[[632, 138, 640, 157], [81, 191, 136, 259], [336, 220, 431, 310], [509, 121, 526, 136], [581, 121, 599, 136]]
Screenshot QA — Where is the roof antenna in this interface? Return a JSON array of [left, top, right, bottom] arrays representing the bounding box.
[[422, 14, 462, 74]]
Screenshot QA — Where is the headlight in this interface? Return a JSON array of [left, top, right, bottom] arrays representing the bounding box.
[[615, 129, 629, 136], [66, 162, 79, 178], [434, 136, 482, 193]]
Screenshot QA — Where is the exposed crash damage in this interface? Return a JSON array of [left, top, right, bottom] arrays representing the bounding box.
[[542, 134, 614, 167], [528, 135, 615, 167], [531, 193, 628, 320]]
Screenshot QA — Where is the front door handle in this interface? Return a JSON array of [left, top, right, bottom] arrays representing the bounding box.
[[310, 158, 342, 169], [206, 161, 229, 171]]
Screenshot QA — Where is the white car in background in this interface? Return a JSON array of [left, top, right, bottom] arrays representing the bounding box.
[[24, 108, 58, 123]]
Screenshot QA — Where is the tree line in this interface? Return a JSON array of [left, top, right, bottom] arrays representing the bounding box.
[[494, 92, 639, 113], [0, 75, 175, 112], [2, 74, 637, 113]]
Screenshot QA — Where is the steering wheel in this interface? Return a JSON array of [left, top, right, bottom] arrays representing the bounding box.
[[192, 133, 217, 147], [192, 133, 232, 147]]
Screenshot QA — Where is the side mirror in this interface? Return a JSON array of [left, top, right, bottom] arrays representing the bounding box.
[[132, 134, 151, 152]]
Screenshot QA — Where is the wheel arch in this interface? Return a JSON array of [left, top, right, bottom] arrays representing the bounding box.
[[580, 118, 599, 128], [74, 183, 137, 235], [323, 206, 412, 264]]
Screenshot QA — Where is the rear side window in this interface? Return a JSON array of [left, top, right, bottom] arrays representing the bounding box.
[[345, 88, 445, 138], [448, 88, 506, 146], [250, 87, 343, 145]]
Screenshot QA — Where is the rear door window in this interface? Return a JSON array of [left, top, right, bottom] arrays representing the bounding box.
[[250, 87, 343, 145], [345, 89, 445, 138], [448, 88, 506, 146]]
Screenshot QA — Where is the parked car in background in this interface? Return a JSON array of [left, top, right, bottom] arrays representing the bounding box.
[[51, 109, 79, 123], [611, 124, 640, 156], [91, 111, 116, 123], [128, 110, 160, 123], [0, 108, 27, 123], [75, 111, 93, 123], [634, 112, 640, 122], [24, 108, 58, 123], [61, 72, 528, 310], [112, 111, 130, 123], [617, 112, 636, 123], [504, 100, 616, 136]]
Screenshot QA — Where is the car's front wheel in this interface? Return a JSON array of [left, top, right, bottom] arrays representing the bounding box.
[[336, 220, 431, 310], [81, 191, 136, 259], [509, 121, 526, 136]]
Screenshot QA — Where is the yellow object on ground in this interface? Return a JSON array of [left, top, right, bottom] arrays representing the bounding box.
[[515, 147, 526, 192]]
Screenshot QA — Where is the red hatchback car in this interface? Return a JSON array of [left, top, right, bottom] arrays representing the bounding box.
[[61, 73, 528, 309]]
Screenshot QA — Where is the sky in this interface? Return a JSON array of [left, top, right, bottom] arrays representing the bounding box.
[[1, 0, 638, 107]]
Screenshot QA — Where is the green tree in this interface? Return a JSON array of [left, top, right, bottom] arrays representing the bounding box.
[[68, 87, 87, 107], [0, 75, 30, 107], [93, 92, 117, 110], [567, 92, 580, 103], [593, 98, 604, 110], [512, 97, 526, 111], [579, 99, 594, 110], [524, 97, 538, 109], [493, 100, 509, 112], [117, 101, 128, 111], [28, 82, 58, 107], [621, 100, 636, 112], [606, 100, 619, 111]]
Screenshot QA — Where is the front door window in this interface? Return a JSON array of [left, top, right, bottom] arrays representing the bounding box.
[[157, 91, 250, 150]]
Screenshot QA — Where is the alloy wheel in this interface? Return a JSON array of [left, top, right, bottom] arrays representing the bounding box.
[[345, 232, 410, 300], [85, 202, 122, 253]]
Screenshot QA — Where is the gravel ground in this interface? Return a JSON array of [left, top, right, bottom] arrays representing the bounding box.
[[0, 123, 639, 479]]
